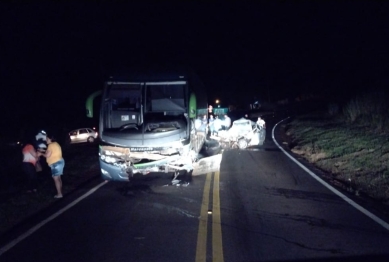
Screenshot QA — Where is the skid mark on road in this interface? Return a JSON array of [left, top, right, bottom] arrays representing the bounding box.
[[151, 202, 198, 218]]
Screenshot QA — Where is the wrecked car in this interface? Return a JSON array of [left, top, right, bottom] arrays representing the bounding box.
[[212, 117, 266, 149]]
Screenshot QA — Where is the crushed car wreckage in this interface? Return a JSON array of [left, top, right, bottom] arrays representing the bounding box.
[[211, 117, 266, 149]]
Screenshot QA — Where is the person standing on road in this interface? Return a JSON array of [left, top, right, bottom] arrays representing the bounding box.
[[201, 114, 208, 132], [223, 114, 231, 130], [39, 134, 65, 198], [213, 115, 222, 135], [22, 139, 39, 193], [256, 116, 266, 129], [35, 130, 47, 151], [209, 115, 215, 135], [194, 115, 202, 130], [256, 116, 266, 143]]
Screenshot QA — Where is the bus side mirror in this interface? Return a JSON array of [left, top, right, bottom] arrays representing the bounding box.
[[86, 90, 102, 118]]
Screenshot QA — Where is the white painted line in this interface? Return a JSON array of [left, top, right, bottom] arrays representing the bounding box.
[[272, 118, 389, 231], [0, 180, 109, 256]]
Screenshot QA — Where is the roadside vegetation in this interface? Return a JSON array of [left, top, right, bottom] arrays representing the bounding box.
[[284, 90, 389, 204]]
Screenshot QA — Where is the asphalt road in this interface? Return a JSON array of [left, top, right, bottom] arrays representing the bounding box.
[[1, 117, 389, 262]]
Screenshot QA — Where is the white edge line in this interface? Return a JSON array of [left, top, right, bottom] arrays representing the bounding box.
[[272, 117, 389, 231], [0, 180, 109, 256]]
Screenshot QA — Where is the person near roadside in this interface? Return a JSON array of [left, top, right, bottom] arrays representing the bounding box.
[[39, 134, 65, 198], [223, 114, 231, 130], [35, 130, 47, 151], [194, 115, 202, 131], [256, 116, 266, 143], [213, 115, 223, 135], [209, 115, 215, 135], [22, 139, 39, 193], [201, 114, 208, 132], [256, 116, 266, 129]]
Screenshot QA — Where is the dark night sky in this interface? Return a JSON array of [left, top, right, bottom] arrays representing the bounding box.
[[1, 1, 389, 132]]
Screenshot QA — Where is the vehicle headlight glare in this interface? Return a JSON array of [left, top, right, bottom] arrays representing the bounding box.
[[105, 156, 116, 163], [100, 153, 117, 163]]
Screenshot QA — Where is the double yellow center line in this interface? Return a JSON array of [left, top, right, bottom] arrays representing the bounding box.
[[195, 171, 224, 262]]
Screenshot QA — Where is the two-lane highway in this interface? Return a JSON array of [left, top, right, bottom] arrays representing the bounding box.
[[219, 148, 389, 261], [1, 118, 389, 261]]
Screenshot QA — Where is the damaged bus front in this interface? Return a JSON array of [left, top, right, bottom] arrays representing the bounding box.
[[92, 69, 207, 181]]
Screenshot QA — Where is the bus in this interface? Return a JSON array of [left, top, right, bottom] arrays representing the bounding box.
[[86, 67, 208, 181]]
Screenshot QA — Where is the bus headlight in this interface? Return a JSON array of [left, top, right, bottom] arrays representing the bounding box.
[[100, 152, 118, 163]]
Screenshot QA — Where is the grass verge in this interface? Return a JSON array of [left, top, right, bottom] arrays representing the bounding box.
[[284, 111, 389, 204]]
